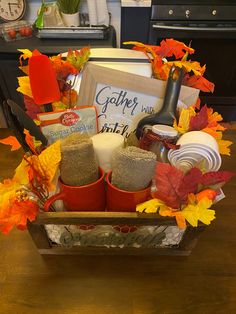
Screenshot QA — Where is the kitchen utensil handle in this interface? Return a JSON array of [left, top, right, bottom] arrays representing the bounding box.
[[44, 104, 53, 112], [152, 24, 236, 32], [159, 66, 184, 117]]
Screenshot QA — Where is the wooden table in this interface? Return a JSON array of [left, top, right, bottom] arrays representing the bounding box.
[[0, 128, 236, 314]]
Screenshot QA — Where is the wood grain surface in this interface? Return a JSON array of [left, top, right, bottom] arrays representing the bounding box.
[[0, 128, 236, 314]]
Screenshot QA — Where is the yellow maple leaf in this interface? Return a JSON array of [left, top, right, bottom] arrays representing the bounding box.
[[136, 198, 164, 213], [0, 179, 20, 212], [182, 197, 215, 227], [166, 60, 205, 76], [17, 76, 33, 98], [173, 106, 196, 134], [217, 139, 233, 156], [13, 159, 30, 186], [18, 49, 32, 66], [38, 141, 61, 190], [19, 65, 29, 75]]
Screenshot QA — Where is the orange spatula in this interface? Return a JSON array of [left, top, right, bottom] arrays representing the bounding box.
[[29, 54, 61, 110]]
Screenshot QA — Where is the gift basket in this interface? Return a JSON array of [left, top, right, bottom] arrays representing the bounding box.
[[0, 40, 235, 256]]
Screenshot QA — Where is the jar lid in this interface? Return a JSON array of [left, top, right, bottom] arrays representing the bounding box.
[[152, 124, 178, 137]]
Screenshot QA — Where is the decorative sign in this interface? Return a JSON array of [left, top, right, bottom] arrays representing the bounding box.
[[94, 83, 162, 138], [77, 63, 200, 139], [45, 224, 185, 249]]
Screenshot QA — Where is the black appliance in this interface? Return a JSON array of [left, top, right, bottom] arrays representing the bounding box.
[[121, 1, 236, 121]]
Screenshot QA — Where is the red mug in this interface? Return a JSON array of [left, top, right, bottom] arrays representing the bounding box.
[[44, 168, 106, 212], [106, 172, 151, 212]]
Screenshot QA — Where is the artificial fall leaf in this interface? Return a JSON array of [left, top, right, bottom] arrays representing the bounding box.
[[123, 41, 157, 59], [50, 55, 77, 81], [181, 197, 215, 227], [24, 95, 42, 119], [189, 105, 208, 131], [159, 206, 187, 229], [156, 39, 194, 59], [52, 101, 69, 111], [196, 189, 217, 202], [24, 129, 42, 155], [37, 141, 61, 190], [166, 60, 204, 76], [206, 106, 223, 127], [153, 162, 185, 209], [0, 179, 21, 212], [217, 139, 233, 156], [182, 74, 215, 93], [13, 159, 30, 186], [17, 76, 33, 98], [173, 106, 196, 134], [136, 198, 164, 213], [201, 171, 236, 188], [19, 65, 29, 75], [0, 136, 21, 151], [18, 49, 32, 66], [0, 199, 39, 234], [66, 47, 91, 72], [178, 167, 203, 201]]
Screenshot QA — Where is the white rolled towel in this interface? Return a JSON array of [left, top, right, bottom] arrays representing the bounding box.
[[87, 0, 98, 25], [96, 0, 109, 26]]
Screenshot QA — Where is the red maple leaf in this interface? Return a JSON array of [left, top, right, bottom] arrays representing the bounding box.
[[24, 95, 42, 119], [189, 105, 208, 131], [178, 167, 203, 201], [153, 162, 185, 209], [201, 171, 236, 187]]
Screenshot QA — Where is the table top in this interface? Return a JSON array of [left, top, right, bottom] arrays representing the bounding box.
[[0, 128, 236, 314]]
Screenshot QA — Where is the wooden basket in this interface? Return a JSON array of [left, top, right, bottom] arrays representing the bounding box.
[[28, 211, 205, 256]]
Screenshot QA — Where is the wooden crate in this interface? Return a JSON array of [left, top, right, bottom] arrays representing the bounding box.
[[28, 212, 206, 256]]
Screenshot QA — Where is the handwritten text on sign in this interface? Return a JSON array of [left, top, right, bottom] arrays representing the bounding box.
[[94, 83, 163, 138]]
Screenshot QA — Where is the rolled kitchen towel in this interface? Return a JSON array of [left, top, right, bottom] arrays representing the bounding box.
[[87, 0, 98, 25], [111, 146, 156, 191], [96, 0, 110, 26], [60, 133, 99, 186]]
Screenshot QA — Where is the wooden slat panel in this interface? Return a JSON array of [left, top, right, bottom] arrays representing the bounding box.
[[38, 245, 191, 256], [34, 211, 176, 226]]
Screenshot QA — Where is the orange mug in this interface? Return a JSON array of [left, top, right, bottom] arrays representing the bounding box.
[[44, 168, 106, 212], [106, 172, 151, 212]]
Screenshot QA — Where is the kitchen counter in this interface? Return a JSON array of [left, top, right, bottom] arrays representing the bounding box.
[[0, 26, 116, 57]]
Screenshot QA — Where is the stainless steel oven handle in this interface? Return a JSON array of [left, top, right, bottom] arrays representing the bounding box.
[[152, 24, 236, 32]]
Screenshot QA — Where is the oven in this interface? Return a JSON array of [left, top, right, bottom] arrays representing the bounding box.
[[121, 1, 236, 121]]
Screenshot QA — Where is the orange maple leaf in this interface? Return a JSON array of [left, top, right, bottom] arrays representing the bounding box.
[[0, 136, 21, 151], [0, 199, 39, 234]]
